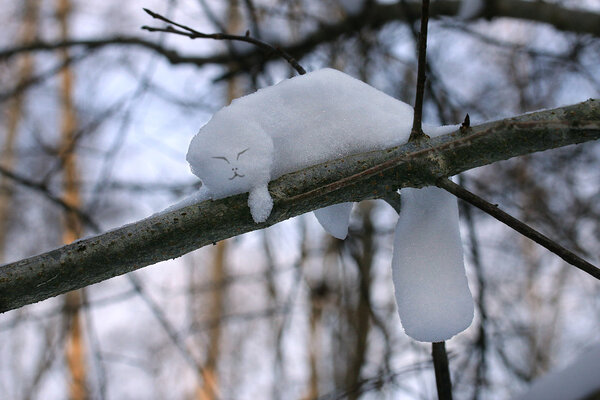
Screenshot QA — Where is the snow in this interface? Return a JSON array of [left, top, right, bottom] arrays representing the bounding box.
[[425, 123, 459, 138], [314, 203, 354, 239], [162, 187, 210, 213], [184, 68, 475, 343], [515, 345, 600, 400], [187, 68, 414, 224], [392, 186, 474, 342]]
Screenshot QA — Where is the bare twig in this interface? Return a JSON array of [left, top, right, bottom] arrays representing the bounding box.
[[409, 0, 431, 141], [0, 165, 100, 232], [432, 342, 453, 400], [0, 53, 87, 103], [242, 0, 263, 39], [141, 8, 306, 75], [127, 274, 205, 372], [457, 177, 488, 399], [436, 178, 600, 280]]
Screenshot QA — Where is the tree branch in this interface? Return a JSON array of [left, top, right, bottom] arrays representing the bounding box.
[[409, 0, 430, 141], [141, 8, 306, 75], [1, 1, 597, 70], [432, 342, 453, 400], [436, 178, 600, 280], [0, 99, 598, 312]]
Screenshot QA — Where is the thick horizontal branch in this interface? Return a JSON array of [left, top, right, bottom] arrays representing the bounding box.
[[0, 1, 597, 69], [0, 99, 598, 312]]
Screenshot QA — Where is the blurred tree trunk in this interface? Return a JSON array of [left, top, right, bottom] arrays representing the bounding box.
[[196, 3, 243, 398], [305, 283, 323, 399], [56, 0, 88, 399], [0, 0, 38, 262], [345, 202, 373, 400], [516, 159, 567, 380], [196, 241, 226, 400]]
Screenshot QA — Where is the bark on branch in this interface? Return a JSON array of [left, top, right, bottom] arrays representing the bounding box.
[[0, 99, 598, 312]]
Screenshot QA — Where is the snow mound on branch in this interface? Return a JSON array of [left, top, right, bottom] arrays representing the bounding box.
[[516, 345, 600, 400], [187, 68, 413, 228]]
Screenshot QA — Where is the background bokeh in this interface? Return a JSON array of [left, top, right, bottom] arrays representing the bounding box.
[[1, 0, 599, 399]]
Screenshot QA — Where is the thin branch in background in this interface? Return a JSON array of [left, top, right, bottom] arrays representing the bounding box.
[[0, 165, 101, 232], [270, 219, 307, 398], [83, 298, 108, 400], [0, 290, 139, 333], [409, 0, 430, 141], [42, 97, 128, 185], [458, 177, 488, 400], [0, 52, 88, 103], [22, 322, 68, 399], [197, 0, 228, 32], [86, 51, 159, 212], [141, 8, 306, 75], [197, 0, 264, 90], [127, 274, 206, 373], [436, 178, 600, 280], [242, 0, 262, 39]]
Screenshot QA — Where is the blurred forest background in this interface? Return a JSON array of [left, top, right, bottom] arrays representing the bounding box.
[[1, 0, 599, 399]]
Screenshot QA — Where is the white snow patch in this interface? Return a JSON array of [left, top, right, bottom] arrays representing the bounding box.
[[161, 187, 210, 213], [424, 123, 459, 138], [314, 203, 354, 239], [515, 345, 600, 400], [392, 186, 474, 342]]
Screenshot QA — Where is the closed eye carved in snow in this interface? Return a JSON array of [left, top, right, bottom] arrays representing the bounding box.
[[212, 148, 249, 163], [236, 148, 249, 159], [212, 156, 230, 163]]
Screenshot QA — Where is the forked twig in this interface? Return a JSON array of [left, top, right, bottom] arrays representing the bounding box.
[[141, 8, 306, 76]]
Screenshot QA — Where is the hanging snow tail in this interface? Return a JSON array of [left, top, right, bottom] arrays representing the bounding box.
[[392, 186, 474, 342]]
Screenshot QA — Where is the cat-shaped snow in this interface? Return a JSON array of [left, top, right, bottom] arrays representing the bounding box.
[[186, 68, 414, 237], [185, 68, 473, 341]]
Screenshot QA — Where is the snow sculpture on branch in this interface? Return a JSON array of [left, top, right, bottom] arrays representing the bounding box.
[[186, 68, 473, 341], [186, 68, 414, 237]]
